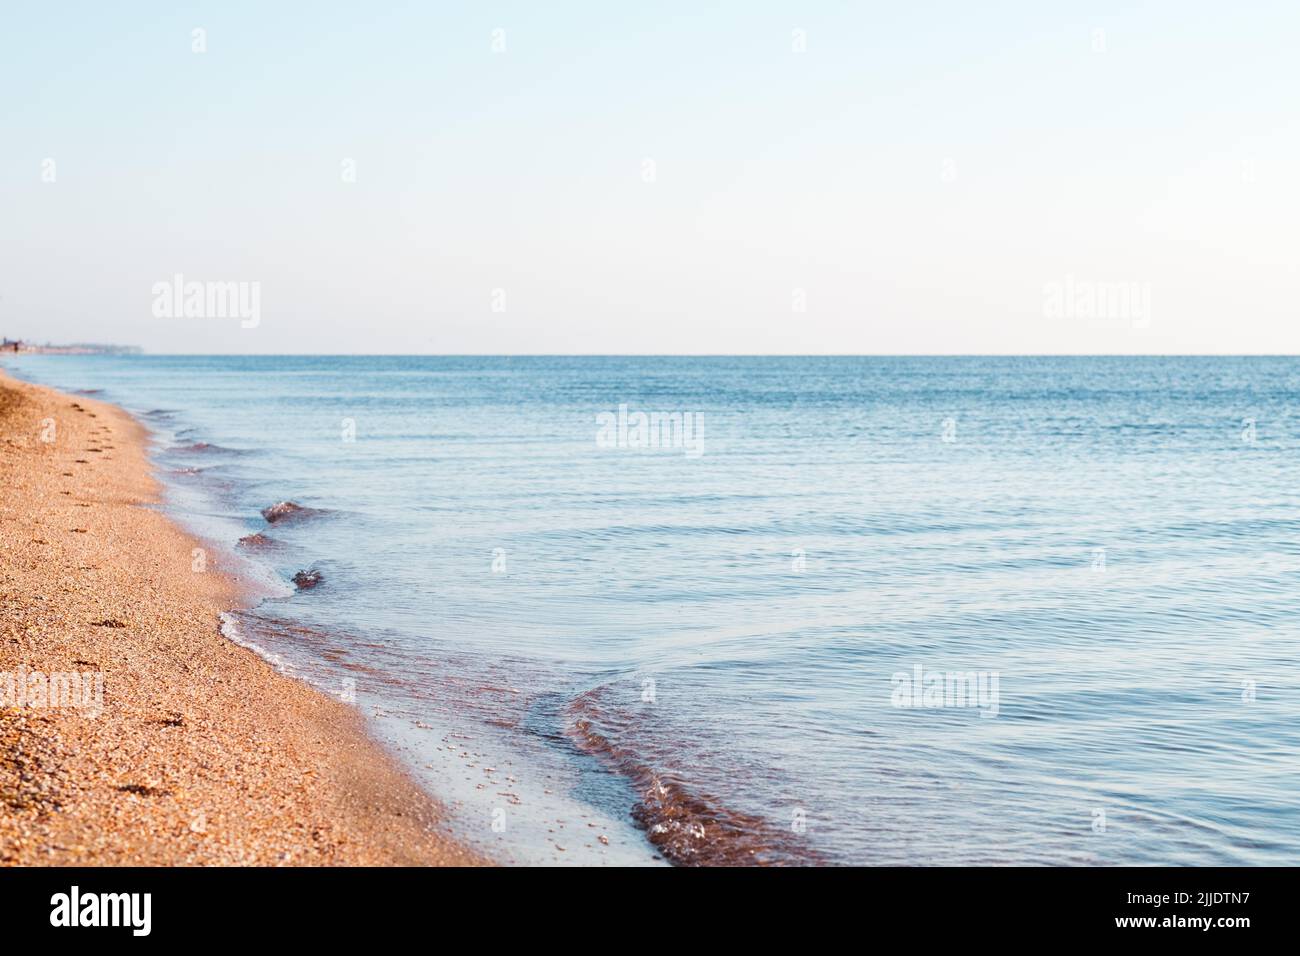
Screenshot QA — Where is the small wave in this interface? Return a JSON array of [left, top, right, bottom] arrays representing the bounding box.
[[565, 689, 819, 866], [171, 441, 248, 455], [218, 611, 291, 674], [221, 611, 393, 686]]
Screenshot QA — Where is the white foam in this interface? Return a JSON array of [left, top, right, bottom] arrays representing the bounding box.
[[218, 611, 293, 676]]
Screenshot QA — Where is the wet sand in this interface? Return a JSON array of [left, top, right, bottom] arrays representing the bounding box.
[[0, 368, 483, 865]]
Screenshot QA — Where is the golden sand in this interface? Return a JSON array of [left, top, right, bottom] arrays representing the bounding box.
[[0, 368, 482, 865]]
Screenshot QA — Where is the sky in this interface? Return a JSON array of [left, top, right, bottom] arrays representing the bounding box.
[[2, 1, 1297, 354]]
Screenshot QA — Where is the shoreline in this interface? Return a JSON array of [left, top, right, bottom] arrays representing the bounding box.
[[0, 367, 484, 865]]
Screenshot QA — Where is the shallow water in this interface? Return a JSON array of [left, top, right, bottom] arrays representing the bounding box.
[[7, 355, 1299, 864]]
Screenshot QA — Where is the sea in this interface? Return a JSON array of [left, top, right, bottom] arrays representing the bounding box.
[[5, 354, 1298, 865]]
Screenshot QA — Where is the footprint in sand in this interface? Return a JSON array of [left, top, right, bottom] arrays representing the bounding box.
[[116, 784, 170, 797]]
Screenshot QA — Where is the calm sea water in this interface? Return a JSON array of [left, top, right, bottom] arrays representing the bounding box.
[[6, 355, 1299, 865]]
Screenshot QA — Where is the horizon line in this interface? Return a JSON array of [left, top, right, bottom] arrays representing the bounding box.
[[7, 352, 1300, 359]]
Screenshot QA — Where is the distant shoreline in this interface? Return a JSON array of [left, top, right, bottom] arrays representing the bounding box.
[[8, 350, 1300, 359], [0, 342, 141, 356]]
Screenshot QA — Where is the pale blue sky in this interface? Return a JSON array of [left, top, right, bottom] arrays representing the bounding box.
[[2, 1, 1297, 353]]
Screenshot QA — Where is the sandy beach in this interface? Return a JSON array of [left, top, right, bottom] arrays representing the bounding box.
[[0, 368, 481, 865]]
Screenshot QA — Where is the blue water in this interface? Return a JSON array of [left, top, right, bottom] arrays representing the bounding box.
[[6, 355, 1299, 865]]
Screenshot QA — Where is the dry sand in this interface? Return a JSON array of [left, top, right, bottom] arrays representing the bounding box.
[[0, 368, 483, 865]]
